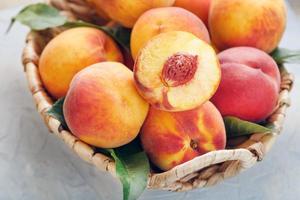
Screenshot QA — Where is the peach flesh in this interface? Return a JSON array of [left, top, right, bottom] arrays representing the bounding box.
[[134, 31, 221, 112]]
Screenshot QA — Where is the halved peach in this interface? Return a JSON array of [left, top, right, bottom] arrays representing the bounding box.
[[134, 31, 221, 112]]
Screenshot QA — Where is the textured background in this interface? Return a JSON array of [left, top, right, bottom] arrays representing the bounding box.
[[0, 1, 299, 200]]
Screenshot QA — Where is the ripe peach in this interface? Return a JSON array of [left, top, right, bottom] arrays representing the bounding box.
[[134, 31, 220, 112], [90, 0, 175, 28], [39, 27, 123, 99], [174, 0, 212, 26], [140, 101, 226, 171], [130, 7, 210, 59], [209, 0, 286, 53], [211, 47, 281, 122], [63, 62, 149, 148]]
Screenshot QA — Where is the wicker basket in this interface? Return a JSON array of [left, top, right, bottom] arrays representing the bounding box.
[[22, 0, 294, 192]]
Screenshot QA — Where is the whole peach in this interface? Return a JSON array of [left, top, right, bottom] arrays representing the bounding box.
[[131, 7, 210, 59], [63, 62, 149, 148], [174, 0, 212, 26], [211, 47, 281, 122], [89, 0, 175, 28], [209, 0, 286, 53], [140, 101, 226, 171], [39, 27, 123, 99]]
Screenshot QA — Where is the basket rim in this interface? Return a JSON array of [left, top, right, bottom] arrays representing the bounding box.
[[22, 26, 294, 191]]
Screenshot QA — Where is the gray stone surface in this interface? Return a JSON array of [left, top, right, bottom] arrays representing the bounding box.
[[0, 3, 300, 200]]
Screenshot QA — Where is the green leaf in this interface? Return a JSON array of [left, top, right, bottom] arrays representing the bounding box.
[[224, 116, 271, 138], [271, 48, 300, 65], [47, 97, 68, 129], [105, 139, 149, 200], [105, 25, 131, 52], [8, 3, 67, 32]]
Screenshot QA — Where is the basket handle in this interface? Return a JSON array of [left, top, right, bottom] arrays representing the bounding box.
[[148, 142, 264, 191]]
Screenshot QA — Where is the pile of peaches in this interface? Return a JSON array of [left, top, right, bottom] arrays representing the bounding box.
[[39, 0, 286, 171]]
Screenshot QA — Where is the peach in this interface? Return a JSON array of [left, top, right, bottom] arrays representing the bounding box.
[[140, 101, 226, 171], [89, 0, 176, 28], [209, 0, 286, 53], [130, 7, 210, 59], [134, 31, 220, 112], [39, 27, 123, 99], [211, 47, 281, 122], [174, 0, 212, 26], [63, 62, 149, 148]]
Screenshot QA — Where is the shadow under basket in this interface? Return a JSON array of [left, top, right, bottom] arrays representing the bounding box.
[[21, 0, 294, 192]]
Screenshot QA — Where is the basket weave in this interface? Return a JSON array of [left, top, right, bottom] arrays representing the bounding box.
[[22, 0, 294, 192]]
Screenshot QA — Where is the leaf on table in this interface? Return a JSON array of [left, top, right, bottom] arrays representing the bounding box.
[[8, 3, 67, 32], [47, 97, 68, 129], [271, 48, 300, 65], [106, 138, 149, 200], [224, 116, 272, 138]]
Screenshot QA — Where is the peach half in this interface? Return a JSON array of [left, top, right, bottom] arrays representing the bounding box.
[[134, 31, 221, 112], [63, 62, 149, 148], [140, 101, 226, 171]]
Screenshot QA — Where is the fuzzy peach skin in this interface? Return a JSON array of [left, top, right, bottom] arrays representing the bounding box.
[[63, 62, 149, 148], [140, 101, 226, 171], [209, 0, 286, 53], [131, 7, 210, 59], [39, 27, 123, 99], [211, 47, 281, 122], [174, 0, 211, 26], [134, 31, 220, 112], [89, 0, 175, 28]]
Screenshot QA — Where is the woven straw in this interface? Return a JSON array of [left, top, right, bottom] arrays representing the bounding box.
[[22, 0, 294, 191]]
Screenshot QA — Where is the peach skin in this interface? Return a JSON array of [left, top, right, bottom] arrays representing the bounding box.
[[211, 47, 281, 122], [131, 7, 210, 59], [39, 27, 123, 99], [209, 0, 286, 53], [140, 101, 226, 171], [63, 62, 149, 148], [89, 0, 176, 28], [134, 31, 221, 112], [174, 0, 212, 26]]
